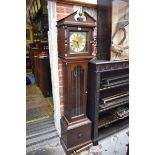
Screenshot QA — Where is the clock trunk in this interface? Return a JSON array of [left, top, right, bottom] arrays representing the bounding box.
[[57, 11, 96, 154]]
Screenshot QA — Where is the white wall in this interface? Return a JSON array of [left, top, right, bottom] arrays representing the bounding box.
[[47, 1, 61, 135]]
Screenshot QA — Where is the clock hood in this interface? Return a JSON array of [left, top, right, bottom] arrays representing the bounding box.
[[57, 11, 96, 28]]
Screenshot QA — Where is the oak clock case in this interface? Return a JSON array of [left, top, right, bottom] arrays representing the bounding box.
[[57, 11, 96, 154]]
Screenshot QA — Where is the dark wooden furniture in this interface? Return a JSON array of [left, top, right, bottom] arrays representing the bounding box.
[[38, 51, 52, 97], [87, 59, 129, 145], [29, 42, 52, 97], [87, 0, 129, 145], [57, 11, 96, 154], [29, 43, 37, 75], [32, 44, 41, 85]]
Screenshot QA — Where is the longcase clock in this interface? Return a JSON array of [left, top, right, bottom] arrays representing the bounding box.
[[57, 11, 96, 154]]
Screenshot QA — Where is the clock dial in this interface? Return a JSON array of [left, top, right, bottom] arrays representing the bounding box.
[[69, 32, 87, 54]]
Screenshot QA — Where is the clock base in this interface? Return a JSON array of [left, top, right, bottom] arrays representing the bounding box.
[[61, 116, 92, 155]]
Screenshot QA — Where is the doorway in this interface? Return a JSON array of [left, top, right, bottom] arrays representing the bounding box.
[[26, 0, 60, 154]]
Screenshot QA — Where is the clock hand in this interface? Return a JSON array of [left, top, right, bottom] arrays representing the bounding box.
[[77, 42, 79, 48], [72, 40, 79, 48], [73, 40, 78, 43]]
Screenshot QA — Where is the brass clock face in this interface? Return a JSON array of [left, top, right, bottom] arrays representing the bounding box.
[[69, 32, 88, 54]]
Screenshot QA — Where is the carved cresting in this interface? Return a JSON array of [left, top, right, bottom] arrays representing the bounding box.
[[71, 65, 84, 117]]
